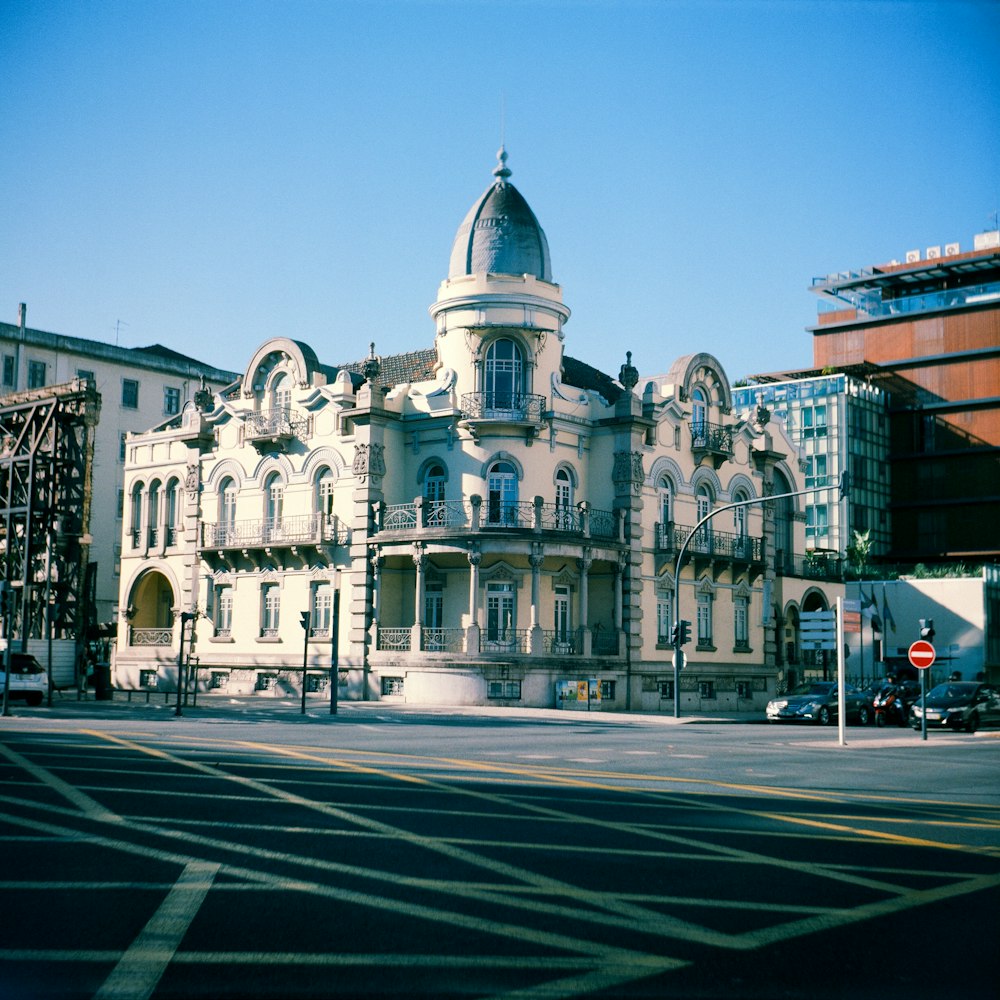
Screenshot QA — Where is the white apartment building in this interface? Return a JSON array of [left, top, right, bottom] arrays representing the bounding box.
[[114, 150, 840, 711], [0, 305, 238, 627]]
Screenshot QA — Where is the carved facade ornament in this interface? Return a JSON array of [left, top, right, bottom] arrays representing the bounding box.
[[352, 442, 386, 484], [612, 450, 645, 496], [464, 329, 482, 361], [184, 464, 199, 496]]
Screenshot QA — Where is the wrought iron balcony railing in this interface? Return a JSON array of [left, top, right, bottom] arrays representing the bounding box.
[[690, 420, 734, 455], [202, 512, 346, 549], [776, 551, 845, 580], [542, 630, 580, 655], [656, 522, 763, 562], [421, 628, 465, 653], [377, 498, 619, 541], [481, 628, 531, 653], [460, 392, 545, 424], [244, 407, 310, 444]]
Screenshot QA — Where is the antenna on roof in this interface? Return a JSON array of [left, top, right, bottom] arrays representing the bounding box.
[[500, 91, 506, 149], [114, 319, 129, 346]]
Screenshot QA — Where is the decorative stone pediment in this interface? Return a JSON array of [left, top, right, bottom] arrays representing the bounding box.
[[480, 561, 522, 586]]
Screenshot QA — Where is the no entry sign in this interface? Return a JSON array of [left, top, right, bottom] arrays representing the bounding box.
[[908, 640, 936, 670]]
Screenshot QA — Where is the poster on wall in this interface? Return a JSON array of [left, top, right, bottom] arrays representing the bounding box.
[[556, 679, 601, 710]]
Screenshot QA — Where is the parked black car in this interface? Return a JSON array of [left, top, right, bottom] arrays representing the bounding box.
[[766, 681, 870, 726], [910, 682, 1000, 733]]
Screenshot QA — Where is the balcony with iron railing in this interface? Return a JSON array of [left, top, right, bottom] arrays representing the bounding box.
[[690, 420, 734, 464], [201, 512, 347, 550], [244, 407, 310, 451], [460, 391, 546, 427], [480, 629, 532, 654], [656, 522, 763, 563], [541, 630, 580, 655], [420, 628, 466, 653], [376, 496, 621, 543], [776, 551, 845, 581], [373, 624, 622, 658]]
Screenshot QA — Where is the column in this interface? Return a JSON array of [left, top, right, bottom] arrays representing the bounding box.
[[368, 552, 382, 651], [578, 549, 592, 656], [410, 542, 425, 650], [466, 544, 481, 653], [529, 545, 544, 655]]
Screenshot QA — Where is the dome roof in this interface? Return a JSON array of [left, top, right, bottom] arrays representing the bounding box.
[[448, 148, 552, 282]]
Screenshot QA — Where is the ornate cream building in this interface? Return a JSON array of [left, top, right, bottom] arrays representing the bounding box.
[[115, 150, 838, 711]]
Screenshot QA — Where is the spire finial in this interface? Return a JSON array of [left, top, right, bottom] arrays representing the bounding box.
[[363, 342, 382, 384], [492, 145, 512, 182], [618, 351, 639, 391]]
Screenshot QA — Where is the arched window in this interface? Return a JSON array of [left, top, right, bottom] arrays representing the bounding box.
[[264, 472, 284, 539], [732, 489, 749, 558], [773, 471, 794, 573], [695, 484, 713, 553], [148, 480, 161, 547], [484, 339, 523, 410], [486, 461, 518, 526], [423, 464, 446, 526], [271, 373, 291, 414], [315, 467, 336, 520], [658, 477, 673, 525], [555, 468, 574, 529], [165, 478, 180, 546], [691, 386, 708, 441], [657, 475, 673, 548], [130, 483, 143, 549], [218, 476, 238, 539]]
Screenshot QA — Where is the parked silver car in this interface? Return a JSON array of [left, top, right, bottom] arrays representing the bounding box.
[[766, 681, 870, 726]]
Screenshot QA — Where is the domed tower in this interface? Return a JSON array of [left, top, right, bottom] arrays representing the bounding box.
[[431, 149, 570, 434]]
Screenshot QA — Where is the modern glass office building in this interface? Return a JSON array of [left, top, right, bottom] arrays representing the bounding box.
[[734, 373, 891, 560]]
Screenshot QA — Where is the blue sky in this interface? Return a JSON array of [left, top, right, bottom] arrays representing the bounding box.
[[2, 0, 998, 385]]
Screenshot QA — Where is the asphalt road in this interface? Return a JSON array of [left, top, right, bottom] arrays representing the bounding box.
[[1, 699, 998, 999]]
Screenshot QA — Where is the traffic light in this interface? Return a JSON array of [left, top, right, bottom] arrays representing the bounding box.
[[919, 618, 935, 641], [679, 620, 691, 646], [669, 623, 679, 646]]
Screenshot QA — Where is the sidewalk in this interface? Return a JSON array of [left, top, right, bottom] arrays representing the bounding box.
[[4, 687, 766, 726]]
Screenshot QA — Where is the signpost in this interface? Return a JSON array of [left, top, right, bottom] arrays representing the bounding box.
[[907, 640, 936, 670], [909, 639, 936, 742], [841, 598, 862, 635]]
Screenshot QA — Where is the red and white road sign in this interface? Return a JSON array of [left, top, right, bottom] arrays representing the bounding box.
[[908, 640, 936, 670]]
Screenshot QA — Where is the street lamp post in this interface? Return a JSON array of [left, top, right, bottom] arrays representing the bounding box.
[[672, 474, 850, 719]]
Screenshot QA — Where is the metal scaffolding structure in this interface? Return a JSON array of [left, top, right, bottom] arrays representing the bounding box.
[[0, 379, 100, 651]]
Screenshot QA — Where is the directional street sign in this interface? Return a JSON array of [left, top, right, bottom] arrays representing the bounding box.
[[800, 610, 836, 650], [908, 640, 936, 670]]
